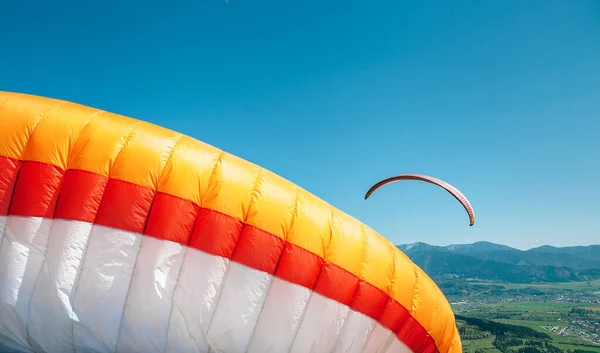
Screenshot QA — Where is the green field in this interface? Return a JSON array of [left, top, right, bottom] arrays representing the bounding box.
[[462, 336, 501, 353], [465, 279, 600, 291], [441, 278, 600, 304], [455, 300, 600, 353]]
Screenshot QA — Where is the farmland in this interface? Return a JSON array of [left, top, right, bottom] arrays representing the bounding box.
[[398, 241, 600, 352], [452, 281, 600, 352]]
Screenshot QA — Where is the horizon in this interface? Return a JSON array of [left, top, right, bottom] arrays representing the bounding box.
[[396, 240, 600, 252], [1, 1, 599, 249]]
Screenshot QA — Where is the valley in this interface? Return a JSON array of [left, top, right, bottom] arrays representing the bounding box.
[[397, 241, 600, 352]]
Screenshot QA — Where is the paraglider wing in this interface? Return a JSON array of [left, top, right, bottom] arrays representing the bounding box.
[[0, 91, 462, 353], [365, 174, 475, 226]]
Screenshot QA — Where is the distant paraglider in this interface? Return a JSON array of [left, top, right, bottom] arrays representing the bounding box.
[[365, 174, 475, 226]]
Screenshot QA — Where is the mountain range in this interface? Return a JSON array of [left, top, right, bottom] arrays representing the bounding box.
[[397, 241, 600, 283]]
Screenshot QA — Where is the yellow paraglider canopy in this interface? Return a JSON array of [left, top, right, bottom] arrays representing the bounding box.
[[0, 91, 462, 353]]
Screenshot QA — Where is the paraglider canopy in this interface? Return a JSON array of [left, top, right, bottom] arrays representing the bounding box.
[[365, 174, 475, 226], [0, 91, 463, 353]]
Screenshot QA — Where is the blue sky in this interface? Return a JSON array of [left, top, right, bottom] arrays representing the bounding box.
[[1, 1, 599, 249]]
